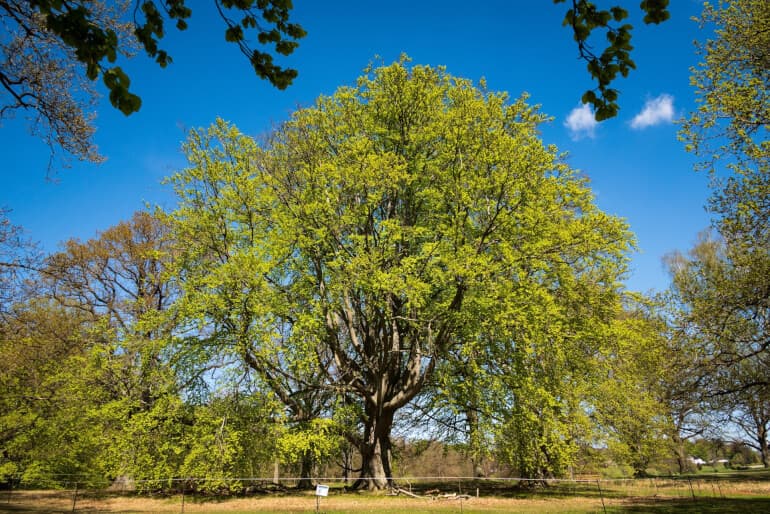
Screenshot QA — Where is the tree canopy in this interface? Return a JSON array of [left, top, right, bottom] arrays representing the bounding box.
[[680, 0, 769, 243]]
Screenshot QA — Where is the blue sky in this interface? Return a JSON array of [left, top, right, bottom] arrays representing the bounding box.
[[1, 1, 712, 293]]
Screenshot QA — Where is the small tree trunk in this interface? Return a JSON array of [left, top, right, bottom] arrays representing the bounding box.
[[273, 459, 280, 485], [342, 443, 352, 484], [757, 424, 768, 468]]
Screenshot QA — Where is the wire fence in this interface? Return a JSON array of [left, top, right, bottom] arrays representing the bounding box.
[[3, 474, 770, 513]]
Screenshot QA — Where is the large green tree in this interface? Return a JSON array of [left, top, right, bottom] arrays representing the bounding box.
[[167, 58, 631, 488]]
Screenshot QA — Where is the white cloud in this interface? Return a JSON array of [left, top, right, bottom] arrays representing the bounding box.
[[630, 94, 675, 129], [564, 104, 597, 140]]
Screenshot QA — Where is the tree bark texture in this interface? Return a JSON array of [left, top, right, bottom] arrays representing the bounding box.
[[353, 408, 394, 490], [296, 451, 314, 489]]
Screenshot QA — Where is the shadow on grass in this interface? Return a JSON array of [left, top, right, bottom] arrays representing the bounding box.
[[613, 497, 770, 513], [690, 468, 770, 480]]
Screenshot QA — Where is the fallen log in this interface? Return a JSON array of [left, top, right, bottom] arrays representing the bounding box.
[[392, 487, 428, 499], [436, 493, 472, 500]]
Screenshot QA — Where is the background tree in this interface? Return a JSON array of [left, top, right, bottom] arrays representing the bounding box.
[[595, 294, 712, 476], [0, 299, 106, 487], [675, 0, 769, 470], [39, 211, 226, 483], [0, 211, 39, 316], [593, 302, 669, 477], [667, 233, 769, 392], [1, 211, 285, 488], [440, 295, 618, 481], [1, 0, 305, 169], [44, 211, 181, 411], [665, 232, 769, 473], [726, 371, 770, 468]]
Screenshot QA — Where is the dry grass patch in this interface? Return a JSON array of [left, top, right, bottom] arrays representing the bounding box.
[[3, 479, 770, 514], [0, 490, 609, 513]]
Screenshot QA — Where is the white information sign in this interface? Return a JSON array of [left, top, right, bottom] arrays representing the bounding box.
[[315, 484, 329, 497]]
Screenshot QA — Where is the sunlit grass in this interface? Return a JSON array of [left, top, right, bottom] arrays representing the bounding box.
[[2, 472, 769, 513]]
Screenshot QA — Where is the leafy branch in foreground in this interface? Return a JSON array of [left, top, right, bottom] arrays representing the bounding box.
[[0, 0, 305, 171], [555, 0, 670, 120]]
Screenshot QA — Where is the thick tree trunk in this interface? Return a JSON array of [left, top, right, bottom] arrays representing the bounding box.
[[296, 451, 314, 489], [466, 408, 485, 477], [629, 442, 650, 478], [672, 433, 689, 474], [472, 459, 485, 479], [757, 436, 768, 468], [353, 408, 394, 490]]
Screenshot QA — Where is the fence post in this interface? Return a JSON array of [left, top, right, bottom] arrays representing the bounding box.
[[595, 479, 607, 514], [71, 482, 78, 512], [687, 478, 696, 501]]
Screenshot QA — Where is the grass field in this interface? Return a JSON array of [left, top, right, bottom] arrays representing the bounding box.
[[2, 472, 770, 513]]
